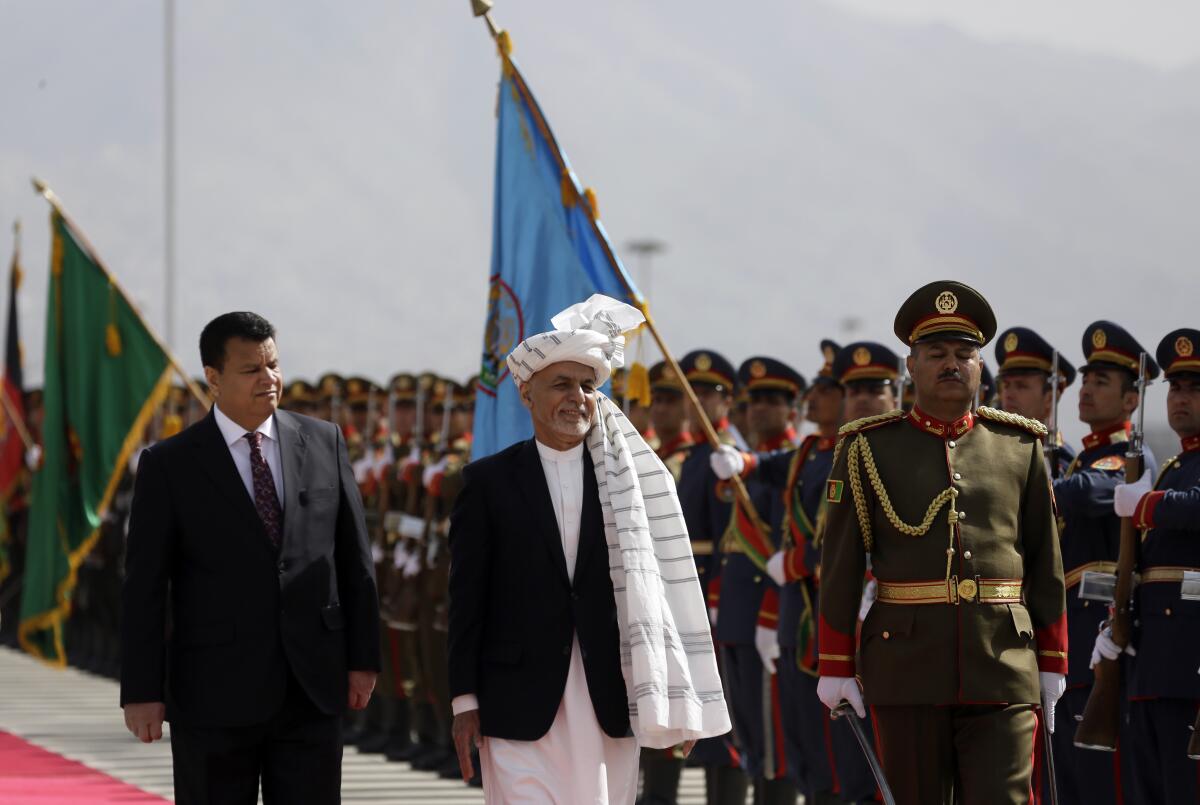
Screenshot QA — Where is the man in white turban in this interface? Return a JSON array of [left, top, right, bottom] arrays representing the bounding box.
[[447, 295, 730, 803]]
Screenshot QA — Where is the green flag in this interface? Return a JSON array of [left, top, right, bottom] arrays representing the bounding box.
[[18, 210, 172, 665]]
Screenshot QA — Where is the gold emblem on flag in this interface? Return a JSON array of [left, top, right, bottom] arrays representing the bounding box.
[[1092, 329, 1107, 349], [935, 291, 958, 314], [853, 347, 871, 366], [750, 360, 767, 379], [1004, 332, 1018, 353], [1176, 336, 1194, 357], [695, 353, 712, 371]]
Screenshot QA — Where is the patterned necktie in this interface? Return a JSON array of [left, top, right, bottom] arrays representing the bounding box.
[[245, 431, 283, 548]]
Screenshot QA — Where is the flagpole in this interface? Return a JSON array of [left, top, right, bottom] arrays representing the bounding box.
[[30, 179, 210, 410], [1, 221, 33, 451], [468, 4, 771, 538]]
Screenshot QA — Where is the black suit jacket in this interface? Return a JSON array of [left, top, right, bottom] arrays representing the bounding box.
[[120, 408, 381, 727], [447, 438, 630, 741]]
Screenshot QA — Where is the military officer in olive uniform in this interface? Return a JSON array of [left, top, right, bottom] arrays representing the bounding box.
[[817, 281, 1068, 805], [994, 327, 1076, 479], [1100, 328, 1200, 803], [1050, 321, 1157, 804]]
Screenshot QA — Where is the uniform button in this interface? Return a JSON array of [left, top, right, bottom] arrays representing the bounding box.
[[953, 472, 962, 481], [1083, 601, 1090, 608], [753, 575, 762, 583], [924, 420, 931, 427], [948, 440, 957, 449], [1165, 608, 1173, 617], [958, 511, 966, 520], [882, 631, 891, 640], [963, 550, 973, 560], [722, 558, 729, 566]]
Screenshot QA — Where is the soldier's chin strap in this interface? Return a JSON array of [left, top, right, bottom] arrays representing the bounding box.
[[845, 433, 959, 583]]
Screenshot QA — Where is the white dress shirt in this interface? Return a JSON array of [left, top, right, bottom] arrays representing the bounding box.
[[213, 403, 284, 504], [451, 439, 585, 717]]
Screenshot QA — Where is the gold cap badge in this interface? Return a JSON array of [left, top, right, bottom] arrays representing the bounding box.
[[1004, 332, 1018, 353], [935, 291, 959, 314], [695, 353, 712, 371], [749, 360, 766, 379], [1177, 336, 1194, 358], [852, 347, 871, 366], [1092, 329, 1107, 350]]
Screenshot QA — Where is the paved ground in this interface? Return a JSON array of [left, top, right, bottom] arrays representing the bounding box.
[[0, 646, 720, 803]]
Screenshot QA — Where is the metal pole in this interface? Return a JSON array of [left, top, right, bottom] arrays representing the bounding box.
[[164, 0, 176, 349]]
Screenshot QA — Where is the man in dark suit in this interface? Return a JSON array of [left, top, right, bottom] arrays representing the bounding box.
[[120, 311, 381, 804]]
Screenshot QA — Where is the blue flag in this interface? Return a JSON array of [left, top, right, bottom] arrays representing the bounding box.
[[472, 56, 642, 459]]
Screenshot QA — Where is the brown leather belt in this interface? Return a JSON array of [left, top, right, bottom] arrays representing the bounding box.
[[1140, 566, 1200, 584], [877, 576, 1023, 605], [1065, 561, 1118, 590]]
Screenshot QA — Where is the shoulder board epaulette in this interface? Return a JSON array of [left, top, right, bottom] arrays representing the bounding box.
[[1158, 455, 1180, 479], [976, 406, 1048, 438], [838, 408, 906, 437]]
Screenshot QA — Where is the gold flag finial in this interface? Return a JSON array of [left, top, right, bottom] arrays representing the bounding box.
[[470, 0, 493, 16]]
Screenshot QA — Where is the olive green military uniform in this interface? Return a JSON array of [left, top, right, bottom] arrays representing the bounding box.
[[818, 281, 1068, 805]]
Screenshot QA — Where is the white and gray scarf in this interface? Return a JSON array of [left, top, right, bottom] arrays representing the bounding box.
[[585, 393, 731, 748]]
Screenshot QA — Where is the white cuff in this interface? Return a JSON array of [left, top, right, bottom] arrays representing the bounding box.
[[451, 694, 479, 716]]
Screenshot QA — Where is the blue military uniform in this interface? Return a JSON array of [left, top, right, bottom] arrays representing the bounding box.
[[714, 356, 801, 801], [1051, 321, 1158, 805], [1124, 328, 1200, 803], [673, 350, 746, 801]]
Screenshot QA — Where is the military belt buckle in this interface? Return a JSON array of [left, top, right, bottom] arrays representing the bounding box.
[[956, 577, 978, 602], [1181, 571, 1200, 602], [1078, 571, 1117, 603]]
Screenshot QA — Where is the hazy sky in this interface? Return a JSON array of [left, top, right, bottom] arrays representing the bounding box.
[[1, 1, 1197, 451], [829, 0, 1200, 69]]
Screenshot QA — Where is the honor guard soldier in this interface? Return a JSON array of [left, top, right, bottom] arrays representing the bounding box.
[[314, 372, 343, 425], [995, 327, 1077, 478], [648, 361, 694, 483], [639, 359, 698, 803], [818, 281, 1068, 804], [1097, 328, 1200, 803], [672, 350, 747, 803], [705, 356, 802, 803], [1052, 321, 1158, 804], [840, 341, 903, 424]]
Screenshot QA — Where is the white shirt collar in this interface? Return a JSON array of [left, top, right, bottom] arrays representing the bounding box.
[[535, 439, 585, 463], [213, 402, 276, 448]]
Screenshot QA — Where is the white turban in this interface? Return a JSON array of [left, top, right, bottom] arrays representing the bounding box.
[[507, 294, 645, 387]]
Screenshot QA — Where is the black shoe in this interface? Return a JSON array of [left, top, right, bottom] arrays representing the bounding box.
[[411, 748, 451, 771], [436, 756, 464, 779], [357, 732, 391, 754], [384, 736, 415, 762]]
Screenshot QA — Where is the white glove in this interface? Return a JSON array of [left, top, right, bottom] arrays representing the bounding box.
[[370, 543, 384, 565], [402, 553, 421, 578], [858, 579, 878, 622], [755, 626, 780, 675], [1113, 470, 1152, 517], [816, 675, 866, 718], [709, 446, 744, 480], [423, 456, 448, 489], [766, 552, 787, 586], [708, 607, 718, 628], [392, 543, 410, 569], [1039, 671, 1066, 733], [1090, 626, 1136, 668]]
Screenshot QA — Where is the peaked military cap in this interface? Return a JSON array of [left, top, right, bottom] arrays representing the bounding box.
[[649, 360, 684, 393], [995, 326, 1077, 388], [316, 372, 343, 400], [680, 350, 735, 391], [834, 341, 901, 385], [1156, 328, 1200, 379], [609, 366, 628, 401], [813, 340, 841, 386], [738, 356, 805, 397], [284, 379, 316, 403], [1080, 321, 1160, 380], [389, 373, 417, 402], [894, 280, 997, 347], [344, 376, 380, 405]]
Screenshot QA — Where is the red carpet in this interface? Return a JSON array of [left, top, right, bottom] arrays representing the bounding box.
[[0, 731, 168, 803]]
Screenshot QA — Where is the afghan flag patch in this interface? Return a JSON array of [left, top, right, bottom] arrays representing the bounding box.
[[826, 479, 844, 503]]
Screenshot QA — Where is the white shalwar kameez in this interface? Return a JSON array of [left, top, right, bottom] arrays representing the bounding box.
[[457, 440, 639, 804]]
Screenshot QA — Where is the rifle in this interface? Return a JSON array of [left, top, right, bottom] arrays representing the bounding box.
[[1045, 350, 1061, 479], [895, 357, 908, 410], [1075, 352, 1150, 751]]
